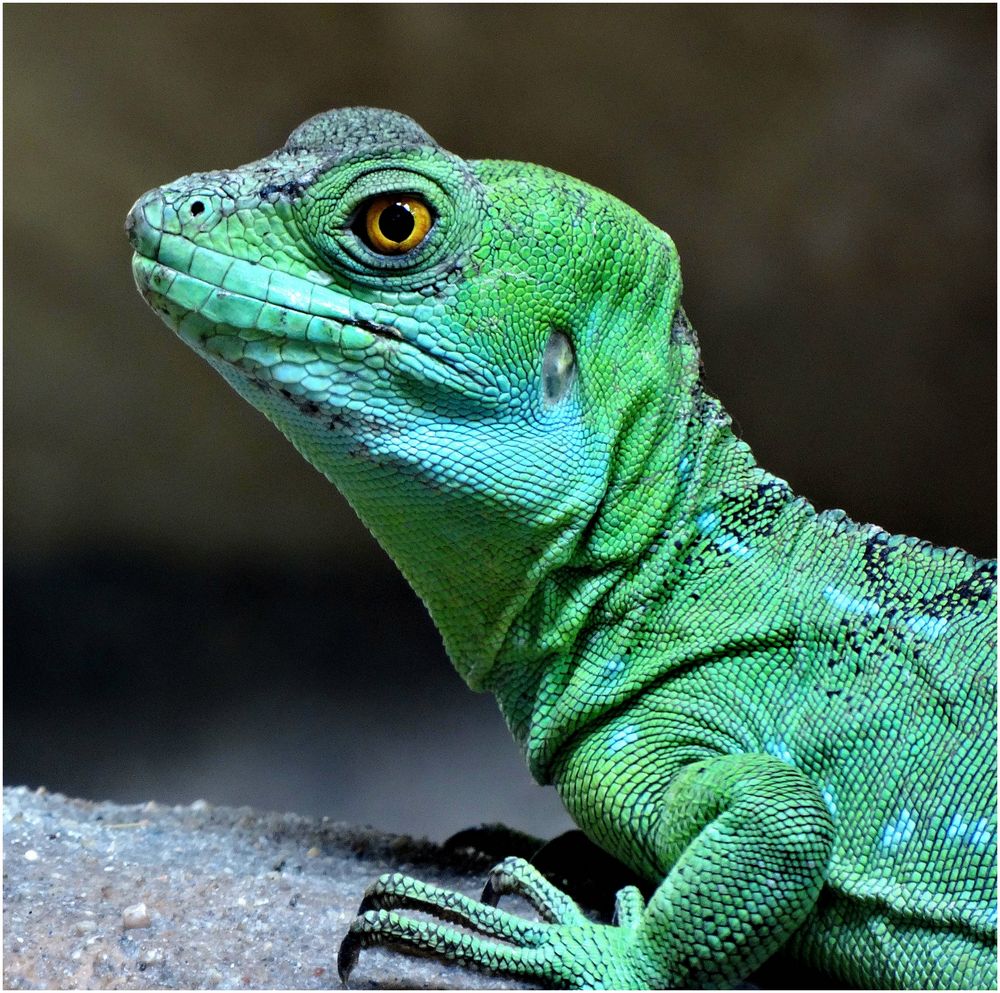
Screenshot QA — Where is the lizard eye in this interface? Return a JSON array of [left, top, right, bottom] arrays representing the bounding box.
[[356, 194, 433, 255]]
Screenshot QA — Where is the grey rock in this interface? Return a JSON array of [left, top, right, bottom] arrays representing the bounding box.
[[3, 786, 536, 989]]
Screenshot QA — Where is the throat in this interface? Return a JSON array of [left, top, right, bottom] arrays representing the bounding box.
[[487, 382, 806, 782]]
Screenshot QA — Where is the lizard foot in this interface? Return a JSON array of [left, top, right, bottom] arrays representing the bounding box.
[[337, 857, 656, 989]]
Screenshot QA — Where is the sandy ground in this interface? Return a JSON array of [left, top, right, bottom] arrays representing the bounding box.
[[3, 786, 537, 990]]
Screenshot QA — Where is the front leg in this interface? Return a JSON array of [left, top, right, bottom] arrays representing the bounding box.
[[636, 754, 834, 986], [338, 754, 833, 988]]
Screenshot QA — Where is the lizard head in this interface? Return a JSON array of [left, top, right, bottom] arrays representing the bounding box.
[[128, 107, 694, 686]]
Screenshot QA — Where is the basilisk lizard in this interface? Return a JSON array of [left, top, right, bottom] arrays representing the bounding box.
[[128, 107, 997, 990]]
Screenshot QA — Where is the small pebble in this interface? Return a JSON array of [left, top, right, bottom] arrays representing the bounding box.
[[205, 968, 223, 988], [305, 846, 321, 858], [73, 919, 97, 936], [23, 849, 39, 862], [139, 947, 165, 966], [122, 902, 151, 929]]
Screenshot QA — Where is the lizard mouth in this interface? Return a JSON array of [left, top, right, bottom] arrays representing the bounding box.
[[130, 237, 478, 397]]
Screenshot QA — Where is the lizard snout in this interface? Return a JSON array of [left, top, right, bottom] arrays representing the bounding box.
[[125, 190, 164, 259]]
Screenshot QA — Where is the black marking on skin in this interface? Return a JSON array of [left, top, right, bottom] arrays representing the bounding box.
[[259, 180, 305, 200], [690, 384, 725, 430], [927, 562, 997, 609], [356, 319, 403, 341], [751, 480, 793, 537], [275, 386, 322, 418], [860, 531, 894, 593], [670, 305, 698, 346], [353, 316, 475, 383], [324, 411, 404, 468], [570, 189, 590, 227], [858, 528, 994, 625], [961, 565, 998, 602]]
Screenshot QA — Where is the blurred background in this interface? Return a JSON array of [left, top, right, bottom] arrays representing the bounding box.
[[4, 5, 995, 843]]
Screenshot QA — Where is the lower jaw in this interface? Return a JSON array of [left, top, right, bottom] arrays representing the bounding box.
[[132, 253, 481, 404], [137, 276, 390, 411]]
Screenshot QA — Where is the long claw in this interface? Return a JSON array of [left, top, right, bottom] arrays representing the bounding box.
[[481, 875, 501, 907], [335, 907, 546, 985], [481, 857, 588, 926], [337, 929, 361, 986]]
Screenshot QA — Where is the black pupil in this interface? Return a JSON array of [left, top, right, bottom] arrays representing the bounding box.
[[190, 201, 205, 217], [378, 202, 415, 243]]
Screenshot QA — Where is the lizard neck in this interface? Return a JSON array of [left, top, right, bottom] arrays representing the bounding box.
[[487, 340, 807, 781]]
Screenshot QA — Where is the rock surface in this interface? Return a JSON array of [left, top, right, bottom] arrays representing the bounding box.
[[3, 786, 536, 989]]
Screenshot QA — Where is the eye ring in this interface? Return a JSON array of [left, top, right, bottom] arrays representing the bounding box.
[[356, 194, 434, 255]]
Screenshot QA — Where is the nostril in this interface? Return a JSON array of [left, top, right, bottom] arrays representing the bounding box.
[[190, 200, 205, 217], [125, 193, 163, 255]]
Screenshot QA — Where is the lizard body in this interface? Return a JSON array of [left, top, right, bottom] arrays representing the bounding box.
[[128, 108, 997, 989]]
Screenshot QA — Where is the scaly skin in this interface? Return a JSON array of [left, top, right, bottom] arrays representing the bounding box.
[[127, 108, 997, 990]]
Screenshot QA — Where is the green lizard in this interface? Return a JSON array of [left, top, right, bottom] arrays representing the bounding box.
[[127, 108, 997, 990]]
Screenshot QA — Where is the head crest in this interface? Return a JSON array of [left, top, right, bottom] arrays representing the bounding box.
[[284, 107, 437, 158]]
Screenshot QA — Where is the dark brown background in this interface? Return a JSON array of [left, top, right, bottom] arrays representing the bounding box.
[[5, 5, 995, 841]]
